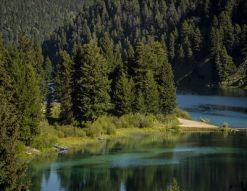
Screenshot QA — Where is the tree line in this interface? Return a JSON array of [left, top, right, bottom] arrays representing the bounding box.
[[1, 0, 247, 86], [0, 35, 51, 190], [53, 36, 176, 125], [40, 0, 246, 87], [0, 33, 175, 189]]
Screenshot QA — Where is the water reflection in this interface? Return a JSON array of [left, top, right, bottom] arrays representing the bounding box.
[[29, 132, 247, 191]]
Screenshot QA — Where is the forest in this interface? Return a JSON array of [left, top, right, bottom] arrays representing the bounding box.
[[1, 0, 247, 87], [0, 0, 247, 190]]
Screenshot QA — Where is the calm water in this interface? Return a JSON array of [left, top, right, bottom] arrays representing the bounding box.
[[177, 88, 247, 128], [29, 133, 247, 191]]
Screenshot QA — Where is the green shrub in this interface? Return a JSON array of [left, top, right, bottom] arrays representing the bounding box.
[[85, 116, 117, 136], [51, 102, 61, 119], [31, 122, 58, 149], [85, 126, 103, 138], [105, 125, 116, 135], [135, 113, 157, 128], [56, 125, 86, 138], [156, 114, 179, 128], [112, 113, 157, 128], [173, 108, 192, 120]]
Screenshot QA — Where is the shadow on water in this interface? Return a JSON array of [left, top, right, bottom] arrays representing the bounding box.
[[28, 132, 247, 191]]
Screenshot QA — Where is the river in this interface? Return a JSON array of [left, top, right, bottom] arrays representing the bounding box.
[[177, 87, 247, 128], [28, 132, 247, 191], [28, 87, 247, 191]]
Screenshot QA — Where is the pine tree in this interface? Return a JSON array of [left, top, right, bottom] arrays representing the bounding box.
[[42, 57, 52, 100], [55, 51, 74, 124], [113, 72, 134, 115], [158, 64, 176, 114], [9, 46, 42, 144], [46, 83, 53, 120], [143, 70, 159, 114], [193, 27, 202, 54], [168, 32, 175, 60], [0, 88, 23, 191], [101, 32, 115, 71], [72, 45, 84, 123], [134, 90, 146, 113], [0, 38, 27, 190], [72, 41, 111, 123]]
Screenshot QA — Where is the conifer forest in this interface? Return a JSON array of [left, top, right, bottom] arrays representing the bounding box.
[[0, 0, 247, 190]]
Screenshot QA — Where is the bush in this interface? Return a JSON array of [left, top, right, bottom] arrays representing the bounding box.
[[134, 113, 157, 128], [173, 108, 192, 120], [56, 125, 86, 138], [31, 121, 58, 149], [156, 114, 179, 129], [85, 116, 117, 136], [112, 113, 157, 128], [84, 126, 103, 138], [51, 102, 61, 119]]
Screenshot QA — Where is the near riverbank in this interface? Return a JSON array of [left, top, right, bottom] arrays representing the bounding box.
[[22, 112, 224, 161]]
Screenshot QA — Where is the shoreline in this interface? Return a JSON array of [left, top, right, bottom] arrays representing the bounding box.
[[23, 117, 221, 161]]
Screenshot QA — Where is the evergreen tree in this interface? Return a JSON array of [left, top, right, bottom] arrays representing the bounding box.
[[55, 51, 74, 124], [72, 41, 111, 123], [113, 72, 134, 115], [0, 38, 27, 189], [134, 90, 146, 113], [46, 83, 53, 120], [9, 46, 42, 144], [158, 64, 176, 114], [215, 46, 236, 84], [143, 70, 160, 114], [0, 88, 27, 191], [168, 32, 175, 60], [42, 57, 52, 100], [101, 32, 115, 71]]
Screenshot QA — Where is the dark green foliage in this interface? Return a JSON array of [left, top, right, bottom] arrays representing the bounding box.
[[0, 89, 25, 191], [55, 51, 74, 124], [0, 76, 27, 190], [72, 41, 111, 123], [113, 72, 134, 115], [0, 35, 44, 145], [133, 40, 176, 114], [42, 57, 52, 99], [0, 0, 88, 44], [9, 44, 42, 145], [46, 84, 53, 119], [40, 0, 246, 87], [142, 70, 160, 114]]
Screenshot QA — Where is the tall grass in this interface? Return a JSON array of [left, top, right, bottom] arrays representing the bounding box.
[[32, 111, 182, 149]]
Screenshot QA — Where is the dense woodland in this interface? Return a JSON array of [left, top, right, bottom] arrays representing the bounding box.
[[0, 30, 175, 191], [0, 0, 89, 43], [1, 0, 247, 87], [0, 0, 247, 190]]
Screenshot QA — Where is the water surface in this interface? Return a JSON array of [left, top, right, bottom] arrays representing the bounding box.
[[29, 132, 247, 191], [177, 87, 247, 128]]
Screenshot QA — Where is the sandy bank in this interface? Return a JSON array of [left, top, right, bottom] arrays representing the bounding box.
[[178, 118, 218, 129]]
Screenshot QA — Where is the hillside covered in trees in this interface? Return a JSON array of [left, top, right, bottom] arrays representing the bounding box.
[[0, 0, 247, 190], [0, 0, 90, 43], [1, 0, 246, 87], [43, 0, 246, 87], [0, 34, 176, 191]]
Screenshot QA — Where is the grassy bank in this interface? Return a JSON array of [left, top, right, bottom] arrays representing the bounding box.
[[22, 110, 188, 159], [22, 108, 223, 160]]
